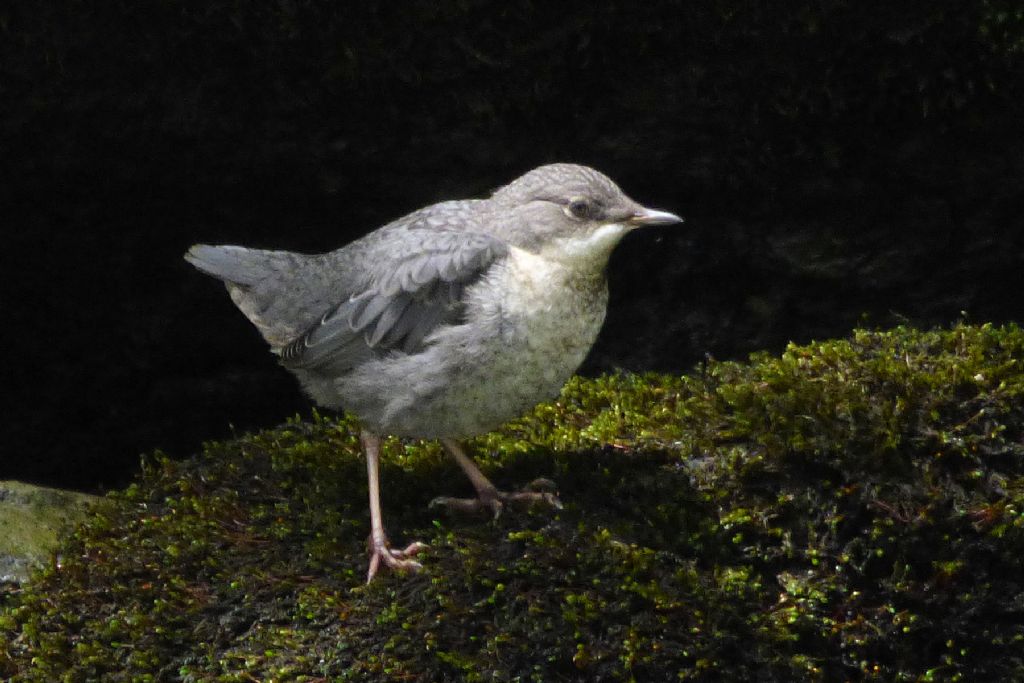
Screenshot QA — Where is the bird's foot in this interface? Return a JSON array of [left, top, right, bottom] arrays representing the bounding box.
[[366, 536, 429, 583], [429, 478, 563, 519]]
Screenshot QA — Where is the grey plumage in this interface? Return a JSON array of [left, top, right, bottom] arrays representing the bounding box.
[[185, 203, 507, 354], [185, 163, 682, 581], [274, 230, 508, 370]]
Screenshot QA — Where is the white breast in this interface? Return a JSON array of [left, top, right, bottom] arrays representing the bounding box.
[[484, 246, 609, 367]]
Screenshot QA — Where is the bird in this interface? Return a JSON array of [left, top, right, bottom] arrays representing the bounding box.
[[185, 163, 682, 582]]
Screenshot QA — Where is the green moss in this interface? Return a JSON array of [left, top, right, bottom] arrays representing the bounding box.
[[0, 482, 100, 584], [3, 323, 1024, 680]]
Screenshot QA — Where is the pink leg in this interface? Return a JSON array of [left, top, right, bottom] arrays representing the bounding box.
[[362, 429, 427, 583], [430, 438, 562, 518]]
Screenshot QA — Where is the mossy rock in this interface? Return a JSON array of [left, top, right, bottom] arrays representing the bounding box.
[[3, 323, 1024, 681], [0, 482, 99, 585]]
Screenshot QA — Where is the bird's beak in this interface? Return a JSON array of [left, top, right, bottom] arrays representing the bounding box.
[[628, 206, 684, 227]]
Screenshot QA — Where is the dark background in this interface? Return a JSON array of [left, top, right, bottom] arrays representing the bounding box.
[[4, 1, 1023, 492]]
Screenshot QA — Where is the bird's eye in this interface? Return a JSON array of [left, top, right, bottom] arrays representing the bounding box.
[[566, 197, 595, 220]]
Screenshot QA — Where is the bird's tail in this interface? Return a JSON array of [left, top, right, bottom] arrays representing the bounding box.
[[185, 244, 283, 286], [184, 244, 314, 348]]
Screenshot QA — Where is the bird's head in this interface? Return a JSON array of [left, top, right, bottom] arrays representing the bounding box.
[[490, 163, 683, 271]]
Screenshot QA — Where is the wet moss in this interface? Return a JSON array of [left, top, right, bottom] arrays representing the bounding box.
[[3, 323, 1024, 680]]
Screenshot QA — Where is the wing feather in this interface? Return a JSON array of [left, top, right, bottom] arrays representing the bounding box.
[[280, 229, 507, 372], [366, 293, 413, 347]]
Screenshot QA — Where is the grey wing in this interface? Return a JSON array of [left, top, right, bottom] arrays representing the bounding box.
[[280, 230, 508, 372]]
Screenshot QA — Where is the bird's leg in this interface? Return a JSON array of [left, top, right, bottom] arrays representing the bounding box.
[[361, 429, 427, 583], [430, 438, 562, 519]]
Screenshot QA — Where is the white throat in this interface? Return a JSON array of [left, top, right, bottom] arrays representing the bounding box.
[[543, 223, 630, 270]]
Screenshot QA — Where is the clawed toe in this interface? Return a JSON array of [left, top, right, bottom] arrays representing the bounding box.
[[502, 489, 563, 510], [395, 540, 430, 557], [366, 538, 428, 583], [430, 494, 500, 517], [429, 484, 562, 518], [433, 440, 562, 520]]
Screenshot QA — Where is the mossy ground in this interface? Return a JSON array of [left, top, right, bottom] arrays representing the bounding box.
[[3, 323, 1024, 681]]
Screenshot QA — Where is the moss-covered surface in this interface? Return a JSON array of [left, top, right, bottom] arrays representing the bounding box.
[[3, 323, 1024, 681], [0, 482, 99, 584]]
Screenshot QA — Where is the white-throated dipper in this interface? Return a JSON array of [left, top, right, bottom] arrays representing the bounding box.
[[185, 163, 682, 582]]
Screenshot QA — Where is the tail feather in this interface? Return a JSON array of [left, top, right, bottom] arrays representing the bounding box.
[[184, 244, 322, 348], [185, 244, 279, 287]]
